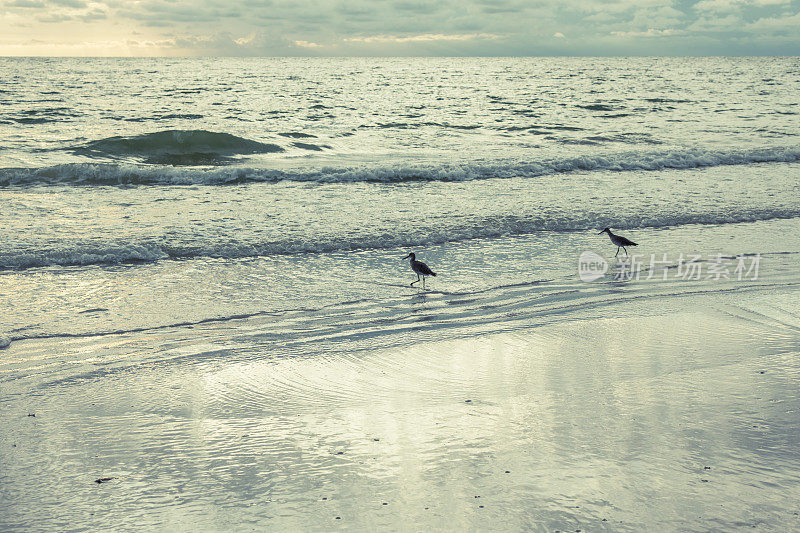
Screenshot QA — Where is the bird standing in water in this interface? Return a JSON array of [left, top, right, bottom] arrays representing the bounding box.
[[403, 252, 436, 289], [599, 227, 638, 257]]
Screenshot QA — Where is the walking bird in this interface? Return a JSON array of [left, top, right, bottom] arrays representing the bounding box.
[[599, 227, 638, 257], [403, 252, 436, 289]]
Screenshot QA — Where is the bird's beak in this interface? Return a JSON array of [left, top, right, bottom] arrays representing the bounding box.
[[597, 230, 604, 234], [402, 254, 411, 259]]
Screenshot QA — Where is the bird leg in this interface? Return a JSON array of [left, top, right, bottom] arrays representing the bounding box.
[[622, 246, 628, 257], [422, 276, 426, 290], [615, 246, 620, 257], [411, 273, 420, 286]]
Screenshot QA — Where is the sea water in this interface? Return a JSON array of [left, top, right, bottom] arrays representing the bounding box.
[[1, 56, 799, 344], [1, 57, 800, 530]]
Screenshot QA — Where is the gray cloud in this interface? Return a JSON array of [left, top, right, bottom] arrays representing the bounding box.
[[0, 0, 798, 55], [36, 12, 71, 22], [48, 0, 86, 7], [391, 1, 443, 14], [745, 10, 800, 30], [7, 0, 46, 7], [80, 8, 106, 22]]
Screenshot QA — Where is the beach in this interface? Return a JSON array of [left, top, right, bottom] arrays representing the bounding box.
[[1, 56, 800, 531], [3, 282, 800, 531]]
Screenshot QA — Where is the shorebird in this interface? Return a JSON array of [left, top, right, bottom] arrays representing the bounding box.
[[599, 227, 638, 257], [403, 252, 437, 289]]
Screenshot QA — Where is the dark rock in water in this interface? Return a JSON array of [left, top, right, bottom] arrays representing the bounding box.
[[95, 477, 116, 484], [335, 517, 341, 520], [505, 470, 510, 473], [335, 451, 344, 455], [382, 502, 387, 505], [322, 497, 327, 500], [27, 413, 35, 417], [464, 399, 472, 403], [704, 466, 711, 470], [373, 438, 380, 441]]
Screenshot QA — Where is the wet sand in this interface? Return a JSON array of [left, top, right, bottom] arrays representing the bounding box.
[[2, 287, 800, 531]]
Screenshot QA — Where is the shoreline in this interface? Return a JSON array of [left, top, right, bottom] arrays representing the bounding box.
[[2, 285, 800, 531]]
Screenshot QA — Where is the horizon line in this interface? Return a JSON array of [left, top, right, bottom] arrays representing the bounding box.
[[1, 54, 799, 59]]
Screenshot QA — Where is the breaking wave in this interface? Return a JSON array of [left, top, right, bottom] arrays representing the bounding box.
[[2, 206, 800, 270], [3, 145, 799, 187]]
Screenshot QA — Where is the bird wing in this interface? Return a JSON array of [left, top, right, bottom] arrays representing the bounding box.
[[415, 261, 435, 275], [619, 237, 637, 246]]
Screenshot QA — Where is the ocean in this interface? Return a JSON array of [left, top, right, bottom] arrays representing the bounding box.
[[1, 56, 799, 341], [2, 57, 800, 531]]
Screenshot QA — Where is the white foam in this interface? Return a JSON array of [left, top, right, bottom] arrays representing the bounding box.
[[2, 145, 799, 187], [1, 204, 799, 270]]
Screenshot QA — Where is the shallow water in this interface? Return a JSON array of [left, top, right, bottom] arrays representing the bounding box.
[[3, 288, 800, 531]]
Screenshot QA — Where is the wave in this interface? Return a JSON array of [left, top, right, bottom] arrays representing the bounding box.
[[120, 113, 206, 122], [68, 130, 284, 165], [3, 117, 62, 124], [2, 107, 81, 124], [0, 280, 561, 348], [0, 107, 80, 124], [4, 274, 799, 355], [291, 142, 328, 151], [366, 121, 482, 130], [278, 131, 317, 139], [577, 104, 620, 111], [2, 144, 800, 187], [2, 207, 800, 270], [585, 134, 661, 145]]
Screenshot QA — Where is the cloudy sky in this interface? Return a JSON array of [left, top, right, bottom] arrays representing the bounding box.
[[1, 0, 799, 56]]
